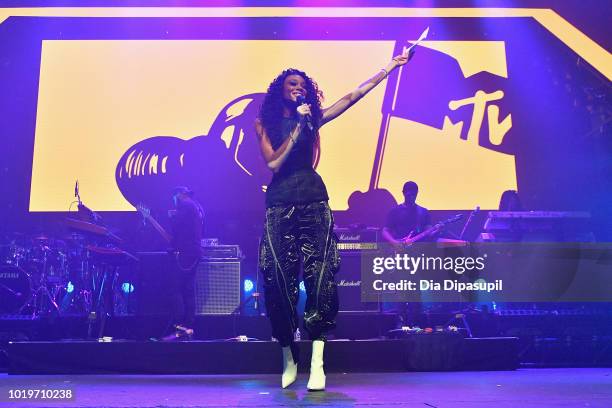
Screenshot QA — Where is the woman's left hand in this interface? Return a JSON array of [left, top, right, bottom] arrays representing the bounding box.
[[392, 47, 416, 67]]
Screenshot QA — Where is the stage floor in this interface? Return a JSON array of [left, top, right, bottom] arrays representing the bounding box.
[[1, 368, 611, 408]]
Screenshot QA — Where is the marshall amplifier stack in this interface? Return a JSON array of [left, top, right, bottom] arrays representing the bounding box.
[[335, 227, 380, 313]]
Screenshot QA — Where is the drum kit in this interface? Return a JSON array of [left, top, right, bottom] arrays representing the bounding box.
[[0, 216, 137, 323]]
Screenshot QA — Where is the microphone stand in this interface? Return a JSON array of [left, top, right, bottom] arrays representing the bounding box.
[[459, 207, 480, 240]]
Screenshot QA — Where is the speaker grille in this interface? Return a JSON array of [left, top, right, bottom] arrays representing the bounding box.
[[195, 261, 240, 315], [337, 252, 380, 312]]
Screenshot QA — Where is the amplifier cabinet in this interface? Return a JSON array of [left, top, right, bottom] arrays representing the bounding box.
[[195, 260, 241, 315], [337, 252, 380, 312]]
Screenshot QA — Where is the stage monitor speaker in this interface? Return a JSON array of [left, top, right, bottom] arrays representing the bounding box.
[[195, 260, 240, 315], [337, 252, 380, 312]]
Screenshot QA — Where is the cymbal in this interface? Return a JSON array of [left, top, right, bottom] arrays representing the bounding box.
[[65, 218, 123, 244], [86, 245, 138, 263], [65, 218, 107, 235]]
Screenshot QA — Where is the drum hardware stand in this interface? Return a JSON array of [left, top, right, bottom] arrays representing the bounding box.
[[87, 264, 118, 339], [62, 248, 93, 316], [20, 284, 61, 317], [19, 252, 62, 317]]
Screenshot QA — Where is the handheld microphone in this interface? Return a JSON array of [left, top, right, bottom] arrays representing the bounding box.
[[296, 95, 314, 131]]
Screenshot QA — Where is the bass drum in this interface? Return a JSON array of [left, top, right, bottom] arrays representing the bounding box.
[[0, 265, 32, 313]]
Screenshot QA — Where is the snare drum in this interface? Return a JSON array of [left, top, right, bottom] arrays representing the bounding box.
[[0, 265, 32, 313]]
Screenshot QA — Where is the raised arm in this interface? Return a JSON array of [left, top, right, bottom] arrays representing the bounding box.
[[320, 49, 414, 127]]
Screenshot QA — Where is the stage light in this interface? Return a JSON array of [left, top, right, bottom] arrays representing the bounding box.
[[66, 281, 74, 293], [299, 281, 305, 292], [244, 279, 254, 292], [121, 282, 134, 294]]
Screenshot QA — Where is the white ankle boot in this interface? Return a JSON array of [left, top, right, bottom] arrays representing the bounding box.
[[307, 340, 326, 391], [281, 346, 297, 388]]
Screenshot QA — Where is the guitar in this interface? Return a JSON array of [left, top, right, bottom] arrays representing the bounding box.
[[400, 214, 463, 246], [136, 204, 200, 270]]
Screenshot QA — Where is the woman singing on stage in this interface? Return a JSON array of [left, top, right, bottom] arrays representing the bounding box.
[[256, 48, 414, 390]]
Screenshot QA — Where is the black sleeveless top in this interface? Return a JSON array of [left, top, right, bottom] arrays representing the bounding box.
[[265, 117, 329, 207]]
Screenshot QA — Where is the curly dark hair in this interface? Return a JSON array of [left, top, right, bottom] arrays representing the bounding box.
[[258, 68, 324, 143]]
